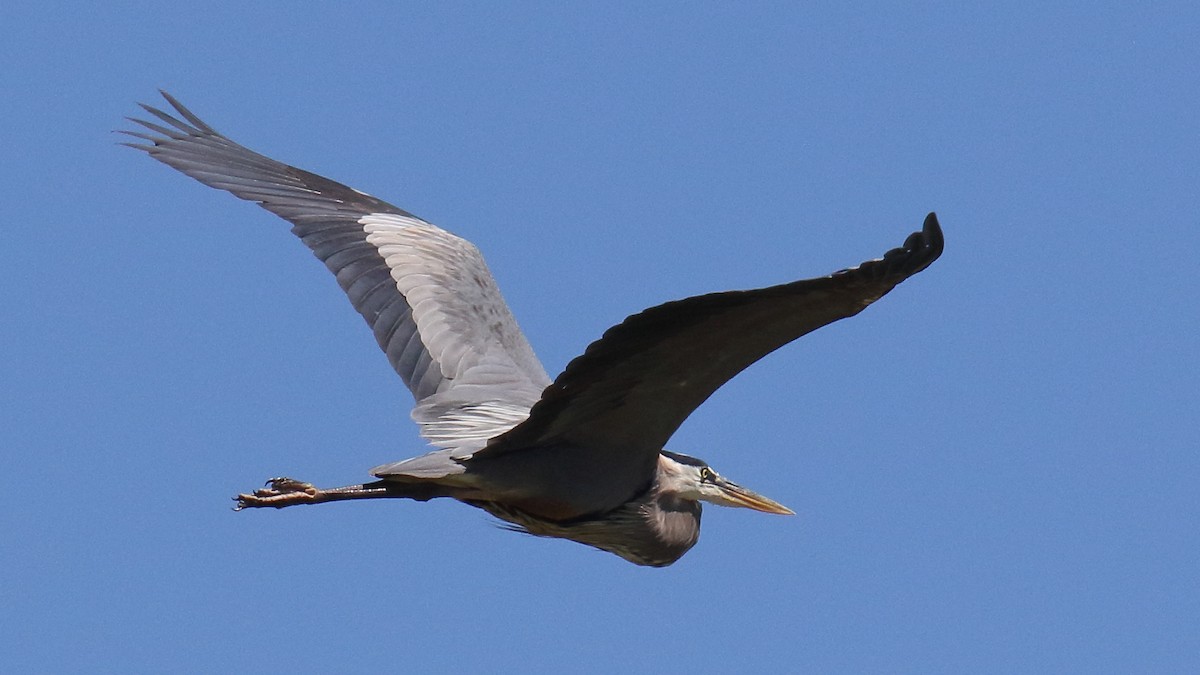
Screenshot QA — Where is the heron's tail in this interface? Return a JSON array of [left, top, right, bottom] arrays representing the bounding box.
[[371, 448, 467, 480]]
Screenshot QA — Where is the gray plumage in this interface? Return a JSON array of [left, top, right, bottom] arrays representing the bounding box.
[[122, 92, 943, 566]]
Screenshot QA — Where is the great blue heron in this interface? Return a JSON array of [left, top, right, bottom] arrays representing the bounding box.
[[122, 92, 943, 567]]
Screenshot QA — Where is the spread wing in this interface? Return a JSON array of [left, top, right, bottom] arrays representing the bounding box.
[[122, 92, 551, 451], [488, 213, 943, 460]]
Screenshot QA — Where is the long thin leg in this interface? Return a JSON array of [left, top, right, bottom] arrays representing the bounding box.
[[234, 477, 429, 510]]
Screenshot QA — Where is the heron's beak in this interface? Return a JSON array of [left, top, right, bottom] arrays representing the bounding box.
[[715, 478, 795, 515]]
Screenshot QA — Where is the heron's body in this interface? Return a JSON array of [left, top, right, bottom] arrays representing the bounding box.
[[123, 93, 943, 566], [475, 454, 705, 566]]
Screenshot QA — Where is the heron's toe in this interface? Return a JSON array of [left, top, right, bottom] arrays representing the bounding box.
[[233, 477, 319, 510], [265, 477, 317, 494]]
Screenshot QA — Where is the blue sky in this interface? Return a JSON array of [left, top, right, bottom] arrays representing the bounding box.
[[3, 2, 1197, 672]]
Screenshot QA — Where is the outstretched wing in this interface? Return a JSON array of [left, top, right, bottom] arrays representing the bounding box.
[[489, 213, 943, 459], [122, 92, 551, 450]]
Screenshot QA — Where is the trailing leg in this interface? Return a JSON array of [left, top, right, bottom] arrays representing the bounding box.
[[233, 477, 445, 510]]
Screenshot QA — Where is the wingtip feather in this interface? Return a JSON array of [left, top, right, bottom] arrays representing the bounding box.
[[911, 211, 944, 274], [158, 90, 219, 134]]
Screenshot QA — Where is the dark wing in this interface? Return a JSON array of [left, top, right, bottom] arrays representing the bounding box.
[[488, 214, 943, 458], [122, 92, 551, 451]]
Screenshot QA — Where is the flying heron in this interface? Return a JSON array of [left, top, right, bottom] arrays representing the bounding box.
[[122, 92, 943, 567]]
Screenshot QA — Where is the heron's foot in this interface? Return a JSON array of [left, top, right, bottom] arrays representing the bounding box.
[[234, 477, 320, 510]]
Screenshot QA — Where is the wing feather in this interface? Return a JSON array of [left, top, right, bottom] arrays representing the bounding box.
[[123, 92, 550, 449], [488, 214, 944, 462]]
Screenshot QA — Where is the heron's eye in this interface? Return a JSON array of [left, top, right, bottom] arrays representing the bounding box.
[[699, 467, 715, 483]]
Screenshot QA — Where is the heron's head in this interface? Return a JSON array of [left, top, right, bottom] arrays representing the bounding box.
[[658, 451, 794, 515]]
